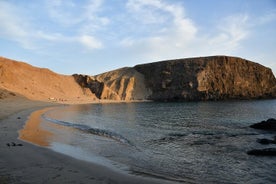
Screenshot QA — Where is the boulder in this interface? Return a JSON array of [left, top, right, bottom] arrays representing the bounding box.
[[247, 148, 276, 156], [250, 118, 276, 131], [257, 138, 276, 145]]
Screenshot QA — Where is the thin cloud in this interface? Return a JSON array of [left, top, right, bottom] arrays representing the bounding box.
[[121, 0, 198, 60], [255, 10, 276, 25], [45, 0, 84, 26], [120, 1, 254, 62], [0, 0, 275, 75], [78, 35, 103, 49], [45, 0, 108, 49], [0, 1, 35, 49], [207, 14, 250, 52], [220, 14, 249, 48], [0, 0, 107, 51]]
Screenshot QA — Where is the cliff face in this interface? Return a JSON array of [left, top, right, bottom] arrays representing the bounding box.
[[134, 56, 276, 101], [95, 67, 151, 100], [1, 56, 275, 102], [73, 67, 151, 100], [72, 74, 121, 100], [74, 56, 276, 101], [196, 56, 276, 100]]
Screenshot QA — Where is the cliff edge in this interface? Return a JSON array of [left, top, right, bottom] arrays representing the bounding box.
[[1, 56, 275, 102], [134, 56, 276, 101]]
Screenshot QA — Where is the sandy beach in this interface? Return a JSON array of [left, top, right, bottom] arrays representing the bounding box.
[[0, 93, 172, 184]]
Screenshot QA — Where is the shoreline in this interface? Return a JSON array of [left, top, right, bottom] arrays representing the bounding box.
[[0, 97, 173, 184]]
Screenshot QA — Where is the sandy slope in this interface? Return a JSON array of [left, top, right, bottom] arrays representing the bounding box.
[[0, 57, 97, 102]]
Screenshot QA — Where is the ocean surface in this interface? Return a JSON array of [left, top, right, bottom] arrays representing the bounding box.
[[24, 100, 276, 183]]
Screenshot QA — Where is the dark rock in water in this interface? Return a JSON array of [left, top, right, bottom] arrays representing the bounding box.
[[249, 119, 276, 156], [247, 148, 276, 156], [250, 118, 276, 131], [257, 138, 276, 145]]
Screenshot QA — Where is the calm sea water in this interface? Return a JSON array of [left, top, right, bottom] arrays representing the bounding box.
[[38, 100, 276, 183]]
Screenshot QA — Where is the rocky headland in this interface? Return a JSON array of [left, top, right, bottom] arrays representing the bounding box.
[[1, 55, 276, 102], [134, 56, 276, 101]]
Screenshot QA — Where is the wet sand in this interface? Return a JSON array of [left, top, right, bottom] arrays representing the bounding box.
[[0, 96, 172, 184]]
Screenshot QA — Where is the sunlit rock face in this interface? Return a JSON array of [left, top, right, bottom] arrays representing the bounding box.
[[2, 55, 274, 102], [95, 67, 151, 100], [74, 67, 151, 101], [134, 56, 276, 101], [74, 56, 276, 101]]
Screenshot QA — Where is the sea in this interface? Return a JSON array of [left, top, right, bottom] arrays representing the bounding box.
[[21, 100, 276, 183]]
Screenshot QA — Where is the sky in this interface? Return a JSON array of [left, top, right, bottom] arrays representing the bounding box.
[[0, 0, 276, 75]]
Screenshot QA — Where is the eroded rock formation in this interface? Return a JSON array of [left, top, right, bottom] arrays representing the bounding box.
[[134, 56, 276, 101], [1, 56, 276, 102], [95, 67, 151, 100]]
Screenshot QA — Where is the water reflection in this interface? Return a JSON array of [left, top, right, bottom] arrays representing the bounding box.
[[19, 107, 81, 147], [17, 101, 276, 183], [19, 107, 54, 146]]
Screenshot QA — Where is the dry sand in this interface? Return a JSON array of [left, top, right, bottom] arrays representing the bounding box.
[[0, 92, 172, 184]]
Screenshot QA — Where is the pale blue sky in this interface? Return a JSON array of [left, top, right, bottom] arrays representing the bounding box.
[[0, 0, 275, 75]]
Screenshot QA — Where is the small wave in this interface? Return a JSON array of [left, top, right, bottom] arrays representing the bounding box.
[[159, 133, 188, 142], [131, 169, 196, 184], [155, 131, 259, 144], [42, 114, 131, 145]]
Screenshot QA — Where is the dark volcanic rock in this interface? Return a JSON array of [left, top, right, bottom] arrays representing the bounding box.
[[73, 74, 104, 99], [257, 138, 276, 145], [134, 56, 276, 101], [250, 118, 276, 131], [247, 148, 276, 156]]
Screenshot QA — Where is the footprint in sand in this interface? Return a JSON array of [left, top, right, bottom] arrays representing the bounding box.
[[6, 142, 23, 147]]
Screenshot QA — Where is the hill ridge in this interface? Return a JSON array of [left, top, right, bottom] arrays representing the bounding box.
[[0, 55, 275, 102]]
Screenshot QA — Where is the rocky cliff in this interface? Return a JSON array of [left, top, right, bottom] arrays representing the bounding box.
[[95, 67, 152, 100], [1, 56, 275, 102], [134, 56, 276, 101], [73, 67, 151, 100]]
